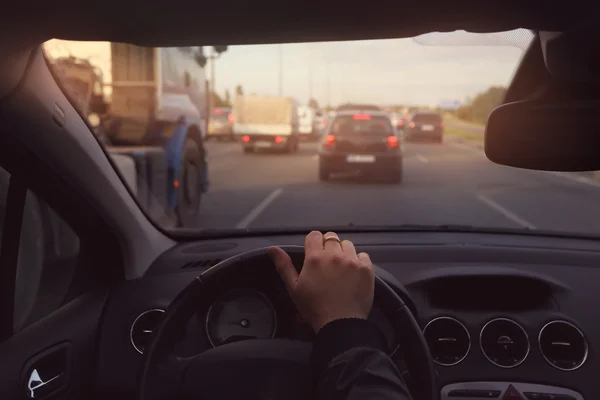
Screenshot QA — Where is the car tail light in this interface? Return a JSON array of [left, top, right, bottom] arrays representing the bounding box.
[[323, 134, 335, 146], [228, 113, 234, 123], [214, 109, 222, 114], [242, 135, 250, 143], [409, 122, 416, 129], [398, 120, 404, 126], [353, 114, 371, 120], [274, 136, 283, 143], [387, 136, 399, 148]]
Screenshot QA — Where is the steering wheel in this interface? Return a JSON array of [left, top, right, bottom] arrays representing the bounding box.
[[138, 246, 437, 400]]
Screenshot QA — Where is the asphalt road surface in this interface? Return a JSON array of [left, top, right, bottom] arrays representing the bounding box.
[[199, 139, 600, 235]]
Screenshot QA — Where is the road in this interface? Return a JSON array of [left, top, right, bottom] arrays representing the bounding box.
[[199, 139, 600, 235]]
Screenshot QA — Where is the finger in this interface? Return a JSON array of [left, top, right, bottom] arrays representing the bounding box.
[[305, 230, 324, 253], [323, 231, 343, 252], [357, 252, 372, 266], [268, 246, 298, 292], [341, 240, 357, 257]]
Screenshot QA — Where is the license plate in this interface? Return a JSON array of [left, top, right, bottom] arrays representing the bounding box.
[[255, 141, 272, 148], [422, 124, 434, 131], [346, 154, 375, 163]]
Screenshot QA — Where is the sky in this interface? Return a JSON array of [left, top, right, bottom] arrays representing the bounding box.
[[44, 30, 532, 108]]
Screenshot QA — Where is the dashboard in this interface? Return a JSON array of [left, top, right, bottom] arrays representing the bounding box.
[[94, 231, 599, 400]]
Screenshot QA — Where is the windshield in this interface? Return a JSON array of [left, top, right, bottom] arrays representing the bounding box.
[[212, 109, 231, 121], [412, 113, 441, 123], [45, 31, 599, 236], [331, 116, 394, 136]]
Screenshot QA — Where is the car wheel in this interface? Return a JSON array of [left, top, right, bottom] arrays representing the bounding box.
[[176, 137, 205, 227], [391, 164, 403, 183], [319, 165, 330, 181]]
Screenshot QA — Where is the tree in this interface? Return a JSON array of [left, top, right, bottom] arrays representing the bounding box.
[[457, 86, 506, 123], [224, 89, 231, 106], [308, 98, 319, 109], [235, 85, 244, 96]]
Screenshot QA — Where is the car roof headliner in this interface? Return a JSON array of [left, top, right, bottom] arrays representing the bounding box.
[[2, 1, 598, 49]]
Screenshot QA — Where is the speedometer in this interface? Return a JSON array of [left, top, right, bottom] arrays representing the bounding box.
[[205, 289, 277, 347]]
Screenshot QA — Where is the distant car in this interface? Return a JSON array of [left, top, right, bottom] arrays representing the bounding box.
[[336, 103, 382, 112], [405, 111, 444, 142], [390, 112, 406, 131], [207, 107, 234, 141], [318, 110, 403, 182], [314, 110, 329, 137], [298, 106, 317, 140]]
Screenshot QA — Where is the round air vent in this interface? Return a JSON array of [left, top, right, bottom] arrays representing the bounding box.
[[480, 318, 529, 368], [539, 320, 588, 371], [130, 309, 165, 354], [423, 317, 471, 366]]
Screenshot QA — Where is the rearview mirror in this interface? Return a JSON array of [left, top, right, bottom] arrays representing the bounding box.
[[485, 99, 600, 171]]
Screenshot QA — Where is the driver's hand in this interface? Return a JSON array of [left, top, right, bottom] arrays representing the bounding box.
[[268, 231, 374, 333]]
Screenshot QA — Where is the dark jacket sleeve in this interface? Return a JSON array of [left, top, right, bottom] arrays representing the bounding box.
[[311, 318, 413, 400]]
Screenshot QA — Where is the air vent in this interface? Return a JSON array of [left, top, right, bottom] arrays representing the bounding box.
[[480, 318, 529, 368], [130, 309, 165, 354], [181, 259, 222, 269], [539, 321, 588, 371], [181, 243, 238, 253], [423, 317, 471, 366]]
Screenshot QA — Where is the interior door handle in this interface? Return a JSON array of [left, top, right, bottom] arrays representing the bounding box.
[[22, 342, 71, 400], [27, 369, 61, 399]]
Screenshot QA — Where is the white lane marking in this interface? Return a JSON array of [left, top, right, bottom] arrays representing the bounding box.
[[477, 193, 536, 229], [235, 188, 284, 229], [416, 154, 428, 163], [547, 171, 600, 189], [447, 140, 600, 190], [446, 141, 485, 155]]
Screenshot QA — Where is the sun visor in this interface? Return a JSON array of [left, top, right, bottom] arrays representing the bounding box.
[[540, 29, 600, 83], [413, 30, 534, 50]]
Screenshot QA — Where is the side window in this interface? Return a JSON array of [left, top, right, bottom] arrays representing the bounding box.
[[13, 190, 80, 332]]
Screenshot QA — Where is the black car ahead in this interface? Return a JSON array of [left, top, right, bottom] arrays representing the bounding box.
[[406, 111, 444, 142], [318, 111, 403, 182]]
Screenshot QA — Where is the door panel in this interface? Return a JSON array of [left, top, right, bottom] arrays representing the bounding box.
[[0, 289, 109, 400]]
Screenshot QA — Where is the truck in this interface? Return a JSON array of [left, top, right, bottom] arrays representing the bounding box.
[[297, 105, 316, 141], [233, 95, 300, 153], [45, 42, 210, 228]]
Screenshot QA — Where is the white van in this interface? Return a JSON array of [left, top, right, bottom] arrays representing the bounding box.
[[298, 106, 316, 140]]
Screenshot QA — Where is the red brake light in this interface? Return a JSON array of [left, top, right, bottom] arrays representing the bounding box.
[[242, 135, 250, 143], [387, 136, 399, 148], [214, 109, 222, 114], [398, 119, 404, 126], [409, 122, 416, 129], [324, 134, 335, 146], [228, 113, 234, 123], [274, 136, 283, 143], [352, 114, 371, 120]]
